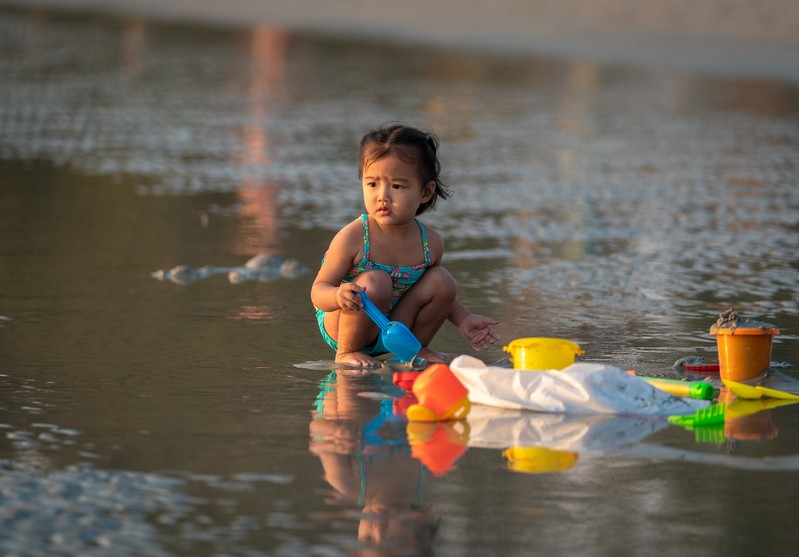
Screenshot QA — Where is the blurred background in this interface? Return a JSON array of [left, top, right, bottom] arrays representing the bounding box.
[[7, 0, 799, 80]]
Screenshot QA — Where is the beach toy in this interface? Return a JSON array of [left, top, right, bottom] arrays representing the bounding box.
[[723, 391, 799, 418], [709, 309, 779, 381], [691, 425, 726, 444], [682, 363, 720, 373], [407, 421, 469, 477], [668, 402, 725, 428], [668, 403, 726, 443], [722, 391, 794, 442], [392, 371, 421, 416], [503, 337, 584, 370], [359, 291, 421, 363], [722, 369, 799, 401], [672, 356, 720, 373], [406, 364, 470, 422], [502, 447, 578, 474], [724, 380, 799, 401], [646, 378, 714, 400], [393, 371, 421, 390], [626, 371, 715, 400]]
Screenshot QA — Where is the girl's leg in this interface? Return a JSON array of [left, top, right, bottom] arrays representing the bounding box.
[[389, 267, 456, 359], [324, 270, 393, 367]]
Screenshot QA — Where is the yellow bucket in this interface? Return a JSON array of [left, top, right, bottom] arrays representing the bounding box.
[[503, 337, 584, 370]]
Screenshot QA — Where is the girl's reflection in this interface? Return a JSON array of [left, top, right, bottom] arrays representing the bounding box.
[[309, 370, 439, 556]]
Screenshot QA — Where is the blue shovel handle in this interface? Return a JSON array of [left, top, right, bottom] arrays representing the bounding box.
[[359, 291, 421, 362], [359, 291, 390, 331]]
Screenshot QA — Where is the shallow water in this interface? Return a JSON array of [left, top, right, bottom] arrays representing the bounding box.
[[1, 5, 799, 556]]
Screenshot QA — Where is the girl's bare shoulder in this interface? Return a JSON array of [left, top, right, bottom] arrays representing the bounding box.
[[331, 217, 363, 245], [326, 217, 365, 261]]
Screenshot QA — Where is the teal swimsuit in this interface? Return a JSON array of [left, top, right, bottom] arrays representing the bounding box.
[[316, 214, 432, 354]]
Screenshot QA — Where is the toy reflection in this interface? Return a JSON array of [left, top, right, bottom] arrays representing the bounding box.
[[309, 370, 441, 556], [720, 389, 793, 443]]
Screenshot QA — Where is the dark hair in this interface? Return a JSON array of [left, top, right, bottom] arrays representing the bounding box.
[[358, 124, 451, 215]]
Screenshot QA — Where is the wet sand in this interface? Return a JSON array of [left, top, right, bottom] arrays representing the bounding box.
[[9, 0, 799, 81]]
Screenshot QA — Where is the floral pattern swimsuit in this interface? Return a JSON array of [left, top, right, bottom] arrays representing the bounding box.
[[344, 214, 432, 310]]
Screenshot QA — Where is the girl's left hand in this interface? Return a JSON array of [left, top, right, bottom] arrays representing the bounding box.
[[459, 314, 500, 352]]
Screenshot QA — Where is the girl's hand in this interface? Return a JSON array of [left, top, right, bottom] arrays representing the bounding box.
[[458, 314, 500, 352], [336, 283, 365, 311]]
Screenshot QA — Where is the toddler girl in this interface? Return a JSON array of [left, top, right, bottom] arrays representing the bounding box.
[[311, 124, 499, 367]]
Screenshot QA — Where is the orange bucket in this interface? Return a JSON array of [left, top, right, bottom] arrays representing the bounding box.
[[406, 364, 470, 422], [710, 322, 779, 381]]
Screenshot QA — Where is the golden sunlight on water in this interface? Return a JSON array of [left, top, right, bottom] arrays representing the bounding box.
[[0, 3, 798, 556]]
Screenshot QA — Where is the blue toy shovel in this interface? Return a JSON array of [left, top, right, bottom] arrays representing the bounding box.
[[359, 291, 421, 363]]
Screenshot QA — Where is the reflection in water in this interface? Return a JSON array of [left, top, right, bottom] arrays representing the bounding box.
[[121, 17, 146, 79], [231, 26, 287, 256], [466, 398, 799, 472], [465, 404, 665, 454], [502, 446, 579, 474], [720, 389, 799, 443], [22, 8, 45, 68], [306, 365, 799, 555], [309, 371, 439, 556]]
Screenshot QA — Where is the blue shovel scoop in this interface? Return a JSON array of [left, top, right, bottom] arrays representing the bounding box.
[[359, 291, 421, 363]]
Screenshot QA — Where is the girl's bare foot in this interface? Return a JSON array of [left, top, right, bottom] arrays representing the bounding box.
[[335, 351, 382, 369]]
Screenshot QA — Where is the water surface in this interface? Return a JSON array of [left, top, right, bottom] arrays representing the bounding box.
[[1, 5, 799, 556]]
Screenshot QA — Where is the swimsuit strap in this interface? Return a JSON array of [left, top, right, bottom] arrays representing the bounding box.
[[418, 219, 431, 265], [359, 214, 370, 267]]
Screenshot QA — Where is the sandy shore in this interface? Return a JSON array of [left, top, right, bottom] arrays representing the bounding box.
[[6, 0, 799, 80]]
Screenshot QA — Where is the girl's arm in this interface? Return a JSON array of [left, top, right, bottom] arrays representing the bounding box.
[[311, 221, 364, 312], [448, 299, 500, 352], [428, 227, 500, 351]]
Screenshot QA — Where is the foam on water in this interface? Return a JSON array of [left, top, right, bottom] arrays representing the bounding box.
[[0, 459, 350, 557]]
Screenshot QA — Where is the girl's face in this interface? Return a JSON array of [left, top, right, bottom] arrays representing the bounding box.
[[361, 150, 434, 225]]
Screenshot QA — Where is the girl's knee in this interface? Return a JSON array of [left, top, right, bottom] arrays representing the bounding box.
[[352, 270, 393, 303], [414, 267, 456, 304], [426, 266, 456, 294]]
